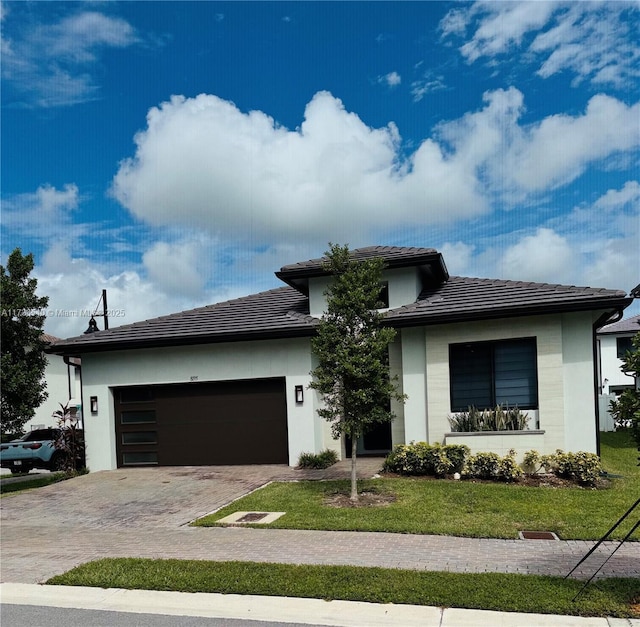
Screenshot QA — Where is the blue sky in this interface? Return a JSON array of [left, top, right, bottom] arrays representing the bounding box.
[[2, 1, 639, 337]]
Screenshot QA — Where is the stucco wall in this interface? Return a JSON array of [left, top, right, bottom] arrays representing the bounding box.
[[308, 267, 421, 318], [26, 355, 81, 431], [598, 334, 635, 393], [80, 338, 316, 471], [422, 313, 600, 455]]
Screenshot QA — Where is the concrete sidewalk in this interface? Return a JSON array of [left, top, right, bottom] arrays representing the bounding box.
[[2, 583, 638, 627]]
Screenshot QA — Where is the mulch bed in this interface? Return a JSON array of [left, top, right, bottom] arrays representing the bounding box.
[[324, 489, 397, 508]]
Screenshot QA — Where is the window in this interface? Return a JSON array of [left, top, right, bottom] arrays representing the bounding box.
[[378, 282, 389, 308], [449, 338, 538, 411], [616, 337, 633, 359]]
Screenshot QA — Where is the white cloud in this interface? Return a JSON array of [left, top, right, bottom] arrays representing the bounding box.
[[142, 235, 217, 298], [34, 239, 231, 339], [438, 242, 475, 276], [441, 1, 640, 89], [500, 228, 575, 284], [1, 184, 85, 242], [437, 89, 640, 198], [594, 181, 640, 211], [2, 10, 140, 107], [411, 74, 446, 102], [378, 71, 401, 87], [111, 91, 487, 243]]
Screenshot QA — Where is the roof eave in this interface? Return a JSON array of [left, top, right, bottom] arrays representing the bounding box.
[[46, 326, 317, 356], [384, 297, 633, 329]]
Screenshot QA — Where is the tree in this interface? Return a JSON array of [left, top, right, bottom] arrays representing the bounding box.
[[609, 331, 640, 463], [309, 244, 406, 502], [1, 249, 49, 436]]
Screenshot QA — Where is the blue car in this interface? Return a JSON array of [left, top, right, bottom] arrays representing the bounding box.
[[0, 428, 74, 474]]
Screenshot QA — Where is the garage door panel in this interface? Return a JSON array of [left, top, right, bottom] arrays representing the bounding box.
[[115, 378, 288, 467]]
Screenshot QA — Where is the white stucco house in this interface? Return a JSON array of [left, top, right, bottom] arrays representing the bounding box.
[[48, 246, 632, 472], [596, 314, 640, 431], [25, 334, 82, 432]]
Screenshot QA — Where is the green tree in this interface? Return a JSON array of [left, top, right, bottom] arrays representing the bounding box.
[[310, 244, 406, 502], [1, 249, 49, 436], [609, 331, 640, 463]]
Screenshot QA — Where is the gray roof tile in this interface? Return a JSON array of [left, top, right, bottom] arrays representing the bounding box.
[[278, 245, 439, 274], [49, 286, 314, 353], [598, 314, 640, 334], [47, 249, 632, 355], [384, 276, 630, 325]]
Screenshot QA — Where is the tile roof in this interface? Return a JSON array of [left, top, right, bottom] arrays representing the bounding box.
[[276, 245, 448, 295], [47, 249, 632, 355], [42, 333, 62, 344], [384, 276, 631, 326], [48, 286, 315, 354], [278, 245, 439, 274], [597, 314, 640, 335]]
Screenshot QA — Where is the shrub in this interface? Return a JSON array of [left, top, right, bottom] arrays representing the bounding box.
[[553, 450, 602, 486], [297, 449, 338, 469], [463, 452, 501, 479], [463, 450, 522, 481], [499, 449, 523, 481], [522, 449, 540, 474], [522, 448, 603, 486], [383, 442, 470, 476], [448, 405, 530, 432]]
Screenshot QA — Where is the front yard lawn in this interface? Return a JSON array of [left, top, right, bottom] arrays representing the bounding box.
[[47, 558, 640, 618], [194, 431, 640, 540]]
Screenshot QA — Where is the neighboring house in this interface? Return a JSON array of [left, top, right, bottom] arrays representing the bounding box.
[[24, 334, 82, 432], [48, 246, 632, 472], [596, 314, 640, 431], [597, 315, 640, 396]]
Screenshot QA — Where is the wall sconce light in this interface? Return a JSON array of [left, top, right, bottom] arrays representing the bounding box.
[[90, 396, 98, 414], [295, 385, 304, 404]]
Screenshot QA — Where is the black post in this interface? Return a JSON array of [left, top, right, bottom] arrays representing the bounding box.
[[102, 289, 109, 330]]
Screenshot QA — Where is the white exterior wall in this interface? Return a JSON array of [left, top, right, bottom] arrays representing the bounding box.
[[308, 267, 421, 318], [400, 327, 428, 443], [598, 334, 635, 393], [561, 312, 599, 453], [26, 355, 81, 431], [422, 313, 600, 455], [80, 338, 316, 471]]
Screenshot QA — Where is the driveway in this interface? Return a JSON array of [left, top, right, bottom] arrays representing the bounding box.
[[0, 461, 384, 583], [1, 465, 308, 529], [2, 461, 638, 585]]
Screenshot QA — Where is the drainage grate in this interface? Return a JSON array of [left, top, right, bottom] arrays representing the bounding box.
[[236, 512, 269, 523], [519, 531, 559, 540]]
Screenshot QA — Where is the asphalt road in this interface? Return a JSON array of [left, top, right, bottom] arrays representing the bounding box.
[[0, 604, 333, 627]]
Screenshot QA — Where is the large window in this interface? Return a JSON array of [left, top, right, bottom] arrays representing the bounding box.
[[449, 338, 538, 411]]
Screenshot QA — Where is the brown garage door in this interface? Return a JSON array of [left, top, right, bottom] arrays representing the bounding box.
[[114, 378, 288, 467]]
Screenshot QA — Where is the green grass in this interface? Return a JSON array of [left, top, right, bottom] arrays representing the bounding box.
[[0, 472, 67, 495], [46, 558, 640, 618], [195, 431, 640, 540]]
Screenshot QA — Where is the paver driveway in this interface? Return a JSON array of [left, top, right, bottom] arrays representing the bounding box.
[[2, 461, 638, 585], [1, 465, 306, 529]]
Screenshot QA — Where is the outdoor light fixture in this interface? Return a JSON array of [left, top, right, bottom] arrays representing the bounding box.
[[84, 316, 99, 334], [295, 385, 304, 404], [83, 289, 109, 334], [90, 396, 98, 414]]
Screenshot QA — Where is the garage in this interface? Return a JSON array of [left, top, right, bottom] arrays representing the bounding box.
[[114, 378, 288, 467]]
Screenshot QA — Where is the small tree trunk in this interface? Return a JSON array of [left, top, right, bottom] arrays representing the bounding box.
[[350, 435, 358, 502]]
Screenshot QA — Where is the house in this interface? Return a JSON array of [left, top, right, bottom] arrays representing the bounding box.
[[24, 334, 82, 432], [597, 314, 640, 396], [596, 314, 640, 431], [47, 246, 632, 471]]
